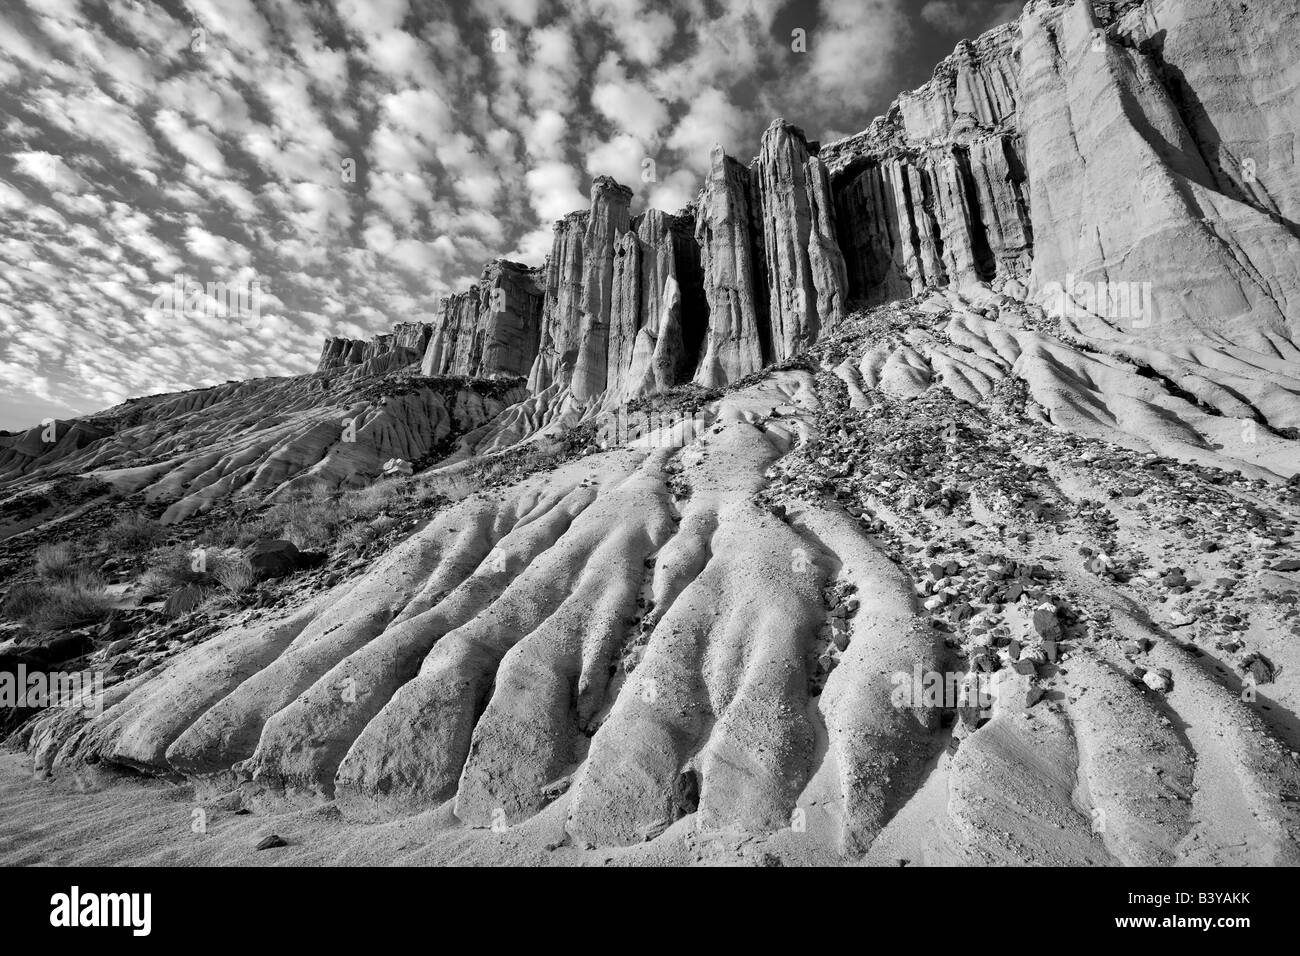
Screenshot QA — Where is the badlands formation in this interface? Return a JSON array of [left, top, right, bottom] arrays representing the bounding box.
[[2, 0, 1300, 866]]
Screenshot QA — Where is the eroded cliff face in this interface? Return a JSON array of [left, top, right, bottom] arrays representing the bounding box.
[[1019, 0, 1300, 350], [318, 322, 432, 372], [318, 0, 1300, 417], [757, 120, 850, 361], [692, 145, 769, 387], [571, 177, 634, 401], [606, 208, 707, 401], [420, 260, 544, 379], [527, 211, 588, 393], [820, 21, 1032, 305]]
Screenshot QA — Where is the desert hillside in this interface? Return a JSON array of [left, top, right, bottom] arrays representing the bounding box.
[[2, 0, 1298, 867]]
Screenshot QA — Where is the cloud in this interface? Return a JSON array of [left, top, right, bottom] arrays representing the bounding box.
[[920, 0, 1023, 34], [153, 110, 229, 177], [585, 133, 648, 192], [804, 0, 910, 117], [184, 225, 252, 267], [591, 54, 669, 144], [525, 161, 587, 222], [666, 89, 753, 174]]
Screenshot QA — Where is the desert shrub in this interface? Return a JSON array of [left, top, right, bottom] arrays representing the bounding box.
[[139, 544, 209, 595], [140, 545, 252, 615], [101, 513, 165, 554], [2, 582, 48, 620], [341, 480, 405, 521], [210, 551, 254, 595], [164, 583, 209, 618], [199, 514, 270, 550], [34, 541, 81, 582], [3, 572, 111, 630], [335, 523, 379, 554], [368, 514, 397, 537], [410, 484, 448, 509], [266, 498, 340, 551]]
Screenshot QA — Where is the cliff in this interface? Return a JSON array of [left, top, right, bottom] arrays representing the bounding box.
[[313, 0, 1299, 428]]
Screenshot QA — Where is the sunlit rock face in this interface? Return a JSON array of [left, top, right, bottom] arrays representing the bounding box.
[[692, 144, 770, 388], [420, 261, 544, 379]]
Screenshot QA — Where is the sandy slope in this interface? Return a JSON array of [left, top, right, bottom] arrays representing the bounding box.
[[4, 292, 1299, 864]]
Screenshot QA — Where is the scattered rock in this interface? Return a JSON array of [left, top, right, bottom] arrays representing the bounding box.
[[246, 539, 305, 581], [1143, 669, 1173, 693]]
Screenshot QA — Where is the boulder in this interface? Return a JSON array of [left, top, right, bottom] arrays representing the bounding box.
[[246, 540, 306, 582]]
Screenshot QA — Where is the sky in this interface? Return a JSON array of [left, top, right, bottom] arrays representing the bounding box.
[[0, 0, 1022, 431]]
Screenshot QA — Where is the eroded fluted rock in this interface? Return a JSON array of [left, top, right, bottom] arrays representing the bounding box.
[[571, 177, 633, 402], [527, 211, 588, 392], [692, 145, 769, 387], [1021, 0, 1300, 348], [820, 20, 1029, 298], [477, 261, 545, 378], [606, 209, 706, 401], [423, 290, 480, 377], [897, 28, 1020, 141], [317, 337, 365, 371], [966, 134, 1032, 276], [318, 325, 430, 372], [757, 120, 849, 359], [422, 261, 544, 378]]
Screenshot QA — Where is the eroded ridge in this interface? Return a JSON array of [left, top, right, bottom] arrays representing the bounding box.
[[13, 349, 1298, 866]]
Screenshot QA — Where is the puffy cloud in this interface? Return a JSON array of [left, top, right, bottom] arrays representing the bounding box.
[[153, 110, 229, 177], [591, 54, 669, 144], [804, 0, 910, 118], [524, 161, 587, 222], [184, 225, 252, 267], [33, 87, 161, 172], [666, 89, 753, 174], [585, 133, 648, 191], [645, 168, 699, 214]]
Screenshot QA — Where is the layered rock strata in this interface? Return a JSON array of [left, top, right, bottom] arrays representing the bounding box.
[[421, 260, 545, 379], [317, 322, 432, 372]]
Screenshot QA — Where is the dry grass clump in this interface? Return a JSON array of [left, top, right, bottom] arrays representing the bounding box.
[[340, 480, 404, 521], [265, 498, 338, 551], [2, 567, 111, 631], [2, 540, 111, 631], [34, 541, 81, 583], [209, 551, 255, 595], [141, 546, 256, 617], [100, 513, 165, 554], [138, 544, 208, 596], [197, 514, 271, 550]]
